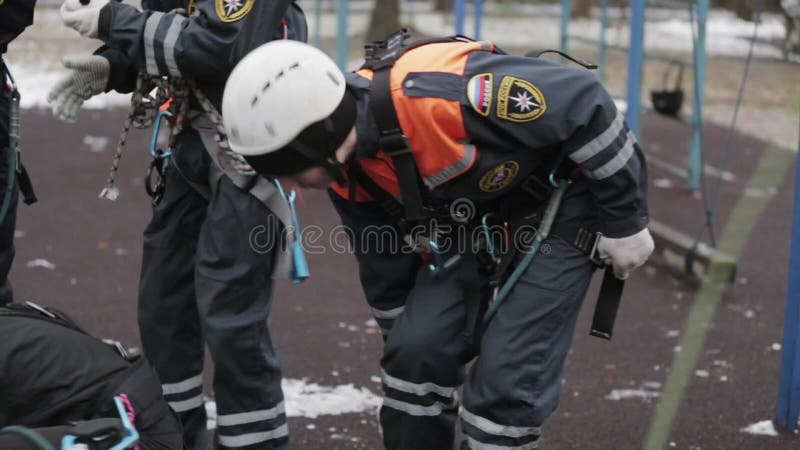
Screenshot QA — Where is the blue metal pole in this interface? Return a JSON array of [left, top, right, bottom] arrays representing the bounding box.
[[454, 0, 466, 35], [336, 0, 348, 70], [313, 0, 322, 47], [474, 0, 484, 40], [776, 113, 800, 431], [560, 0, 572, 54], [599, 0, 608, 84], [688, 0, 708, 191], [625, 0, 646, 136]]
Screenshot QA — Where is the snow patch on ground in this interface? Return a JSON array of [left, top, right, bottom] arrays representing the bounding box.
[[605, 388, 661, 401], [283, 378, 381, 418], [26, 259, 55, 270], [740, 420, 779, 437], [205, 378, 381, 429]]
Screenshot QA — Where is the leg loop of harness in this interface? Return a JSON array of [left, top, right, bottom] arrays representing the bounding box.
[[482, 178, 570, 325]]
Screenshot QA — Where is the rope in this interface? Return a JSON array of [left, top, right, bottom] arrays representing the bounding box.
[[99, 74, 173, 201], [188, 80, 256, 175], [0, 426, 56, 450], [482, 179, 569, 325]]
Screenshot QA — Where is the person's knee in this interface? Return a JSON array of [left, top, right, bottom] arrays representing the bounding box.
[[383, 324, 463, 378]]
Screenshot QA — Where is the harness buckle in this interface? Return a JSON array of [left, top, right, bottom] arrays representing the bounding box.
[[588, 231, 604, 267], [379, 133, 412, 156]]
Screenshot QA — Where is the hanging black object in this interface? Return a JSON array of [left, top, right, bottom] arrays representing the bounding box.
[[651, 62, 684, 118]]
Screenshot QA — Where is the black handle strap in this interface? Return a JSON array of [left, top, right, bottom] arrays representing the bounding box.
[[525, 49, 598, 70]]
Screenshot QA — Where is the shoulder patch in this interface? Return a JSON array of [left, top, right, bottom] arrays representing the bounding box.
[[466, 73, 493, 116], [496, 76, 546, 123], [479, 161, 519, 193], [215, 0, 254, 23]]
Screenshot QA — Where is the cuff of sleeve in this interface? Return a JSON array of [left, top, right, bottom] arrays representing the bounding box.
[[598, 213, 649, 239], [97, 2, 115, 42]]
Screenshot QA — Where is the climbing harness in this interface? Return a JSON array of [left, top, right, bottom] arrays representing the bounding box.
[[355, 31, 627, 337], [0, 61, 19, 224], [60, 396, 140, 450], [0, 60, 36, 224]]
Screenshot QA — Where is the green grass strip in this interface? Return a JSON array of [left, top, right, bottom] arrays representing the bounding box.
[[643, 146, 795, 450]]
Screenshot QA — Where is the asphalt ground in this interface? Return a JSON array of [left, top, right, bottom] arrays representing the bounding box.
[[8, 106, 800, 450]]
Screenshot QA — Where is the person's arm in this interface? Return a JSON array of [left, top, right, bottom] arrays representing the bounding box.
[[462, 51, 648, 238], [0, 0, 37, 53], [94, 45, 138, 93], [60, 0, 306, 82]]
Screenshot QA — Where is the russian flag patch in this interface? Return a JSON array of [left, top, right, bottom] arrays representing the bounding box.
[[467, 73, 493, 116]]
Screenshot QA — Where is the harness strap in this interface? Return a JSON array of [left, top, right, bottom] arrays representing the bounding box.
[[364, 32, 477, 224], [369, 67, 428, 222], [347, 160, 406, 226]]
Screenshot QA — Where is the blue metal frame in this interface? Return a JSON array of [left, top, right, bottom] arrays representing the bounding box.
[[598, 0, 608, 84], [777, 114, 800, 431], [336, 0, 349, 70], [454, 0, 467, 35], [560, 0, 572, 54], [454, 0, 483, 38], [688, 0, 709, 191], [473, 0, 484, 39], [625, 0, 646, 136]]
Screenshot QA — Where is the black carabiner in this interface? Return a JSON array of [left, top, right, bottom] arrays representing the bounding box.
[[145, 151, 169, 206]]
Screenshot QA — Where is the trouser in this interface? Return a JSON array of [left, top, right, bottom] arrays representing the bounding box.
[[138, 128, 287, 450], [333, 193, 596, 450], [0, 76, 16, 305]]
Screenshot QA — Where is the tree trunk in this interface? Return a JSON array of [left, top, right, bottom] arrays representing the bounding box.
[[572, 0, 592, 19], [366, 0, 402, 43], [434, 0, 449, 13], [732, 0, 755, 20]]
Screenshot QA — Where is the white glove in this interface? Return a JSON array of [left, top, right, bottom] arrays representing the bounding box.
[[596, 228, 655, 280], [47, 55, 111, 122], [60, 0, 110, 38]]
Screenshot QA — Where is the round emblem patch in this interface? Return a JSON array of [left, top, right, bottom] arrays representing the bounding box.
[[479, 161, 520, 193]]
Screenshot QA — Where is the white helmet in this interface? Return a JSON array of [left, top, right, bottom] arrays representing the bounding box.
[[222, 40, 356, 176]]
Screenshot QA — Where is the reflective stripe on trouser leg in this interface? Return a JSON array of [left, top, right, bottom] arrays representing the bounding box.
[[138, 136, 210, 450], [380, 262, 481, 450], [196, 176, 287, 450], [461, 235, 594, 449]]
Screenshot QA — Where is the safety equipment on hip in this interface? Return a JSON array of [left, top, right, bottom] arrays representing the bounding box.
[[47, 55, 110, 122], [222, 40, 356, 179], [596, 227, 655, 280], [60, 0, 110, 38]]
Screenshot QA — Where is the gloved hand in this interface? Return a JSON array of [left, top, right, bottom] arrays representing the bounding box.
[[47, 55, 111, 122], [596, 228, 655, 280], [60, 0, 111, 38]]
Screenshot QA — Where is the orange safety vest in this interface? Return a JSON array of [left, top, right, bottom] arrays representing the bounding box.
[[330, 40, 496, 202]]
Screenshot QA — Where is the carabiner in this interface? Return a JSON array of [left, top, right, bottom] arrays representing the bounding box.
[[150, 110, 174, 159]]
